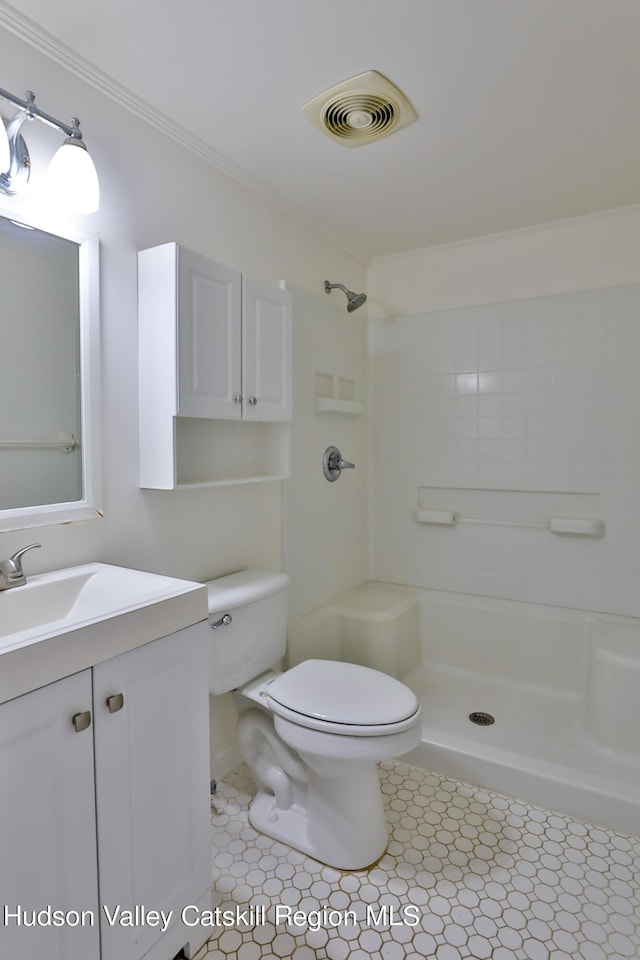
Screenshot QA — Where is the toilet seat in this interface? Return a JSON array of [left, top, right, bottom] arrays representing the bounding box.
[[266, 659, 420, 736]]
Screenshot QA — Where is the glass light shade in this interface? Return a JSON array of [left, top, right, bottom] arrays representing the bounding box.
[[0, 117, 10, 172], [46, 138, 100, 213]]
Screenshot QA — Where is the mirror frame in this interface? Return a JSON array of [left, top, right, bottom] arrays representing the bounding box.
[[0, 200, 102, 532]]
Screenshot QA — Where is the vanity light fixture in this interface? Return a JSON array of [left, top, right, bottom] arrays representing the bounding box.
[[0, 88, 99, 213]]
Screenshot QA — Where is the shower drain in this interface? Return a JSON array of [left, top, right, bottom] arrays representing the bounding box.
[[468, 711, 495, 726]]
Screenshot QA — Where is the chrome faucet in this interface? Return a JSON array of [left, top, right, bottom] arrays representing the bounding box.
[[0, 543, 41, 590]]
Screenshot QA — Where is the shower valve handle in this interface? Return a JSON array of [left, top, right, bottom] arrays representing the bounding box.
[[323, 446, 355, 482]]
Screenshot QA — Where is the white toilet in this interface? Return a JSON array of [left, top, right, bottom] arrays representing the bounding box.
[[206, 569, 421, 870]]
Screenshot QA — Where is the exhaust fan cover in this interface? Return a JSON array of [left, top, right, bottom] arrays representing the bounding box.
[[302, 70, 417, 147]]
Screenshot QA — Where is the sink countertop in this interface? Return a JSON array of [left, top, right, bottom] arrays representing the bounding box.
[[0, 562, 208, 705]]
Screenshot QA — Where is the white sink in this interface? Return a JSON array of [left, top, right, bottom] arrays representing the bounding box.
[[0, 562, 205, 648], [0, 570, 94, 640], [0, 562, 208, 703]]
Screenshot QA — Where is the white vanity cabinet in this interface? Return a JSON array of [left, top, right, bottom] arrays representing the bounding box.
[[0, 625, 211, 960], [0, 670, 100, 960], [138, 242, 292, 488], [94, 625, 211, 960]]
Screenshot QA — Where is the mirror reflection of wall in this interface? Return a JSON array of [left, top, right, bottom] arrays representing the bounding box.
[[0, 215, 82, 510]]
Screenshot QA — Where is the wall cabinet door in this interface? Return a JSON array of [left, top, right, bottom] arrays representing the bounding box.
[[173, 248, 291, 423], [0, 671, 100, 960], [242, 276, 292, 422], [177, 249, 242, 420], [93, 625, 211, 960]]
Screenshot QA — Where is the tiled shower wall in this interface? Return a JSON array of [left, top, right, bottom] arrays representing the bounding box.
[[369, 284, 640, 616]]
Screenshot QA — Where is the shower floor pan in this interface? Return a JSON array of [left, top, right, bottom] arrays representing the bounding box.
[[404, 663, 640, 837]]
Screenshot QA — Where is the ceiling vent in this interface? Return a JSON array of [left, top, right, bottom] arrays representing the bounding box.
[[301, 70, 417, 147]]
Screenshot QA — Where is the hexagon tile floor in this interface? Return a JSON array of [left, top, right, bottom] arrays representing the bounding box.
[[194, 760, 640, 960]]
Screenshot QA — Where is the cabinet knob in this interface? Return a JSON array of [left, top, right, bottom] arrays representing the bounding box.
[[248, 396, 258, 406], [72, 710, 92, 733], [233, 394, 243, 404], [106, 693, 125, 714]]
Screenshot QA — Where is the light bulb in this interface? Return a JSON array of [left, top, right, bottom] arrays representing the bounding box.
[[0, 116, 10, 172], [46, 138, 100, 213]]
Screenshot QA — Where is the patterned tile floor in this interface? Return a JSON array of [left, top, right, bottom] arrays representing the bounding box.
[[194, 760, 640, 960]]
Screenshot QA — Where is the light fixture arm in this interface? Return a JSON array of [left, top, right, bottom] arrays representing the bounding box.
[[0, 88, 81, 140], [0, 106, 30, 192], [0, 87, 98, 210]]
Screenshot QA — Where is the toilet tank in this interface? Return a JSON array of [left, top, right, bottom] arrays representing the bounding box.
[[205, 569, 289, 695]]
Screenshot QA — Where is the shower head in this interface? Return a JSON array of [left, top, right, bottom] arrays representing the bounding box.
[[324, 280, 367, 313]]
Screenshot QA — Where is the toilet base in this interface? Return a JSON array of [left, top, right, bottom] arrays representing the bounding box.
[[235, 691, 420, 870], [248, 758, 389, 871]]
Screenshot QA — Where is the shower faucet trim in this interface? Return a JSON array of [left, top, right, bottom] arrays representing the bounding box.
[[323, 446, 356, 482]]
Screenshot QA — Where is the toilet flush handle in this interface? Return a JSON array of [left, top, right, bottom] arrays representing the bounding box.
[[211, 613, 232, 629]]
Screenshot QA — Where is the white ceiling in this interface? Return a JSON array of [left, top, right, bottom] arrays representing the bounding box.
[[3, 0, 640, 260]]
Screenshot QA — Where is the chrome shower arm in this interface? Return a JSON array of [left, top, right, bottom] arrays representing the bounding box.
[[324, 280, 349, 295], [324, 279, 367, 312]]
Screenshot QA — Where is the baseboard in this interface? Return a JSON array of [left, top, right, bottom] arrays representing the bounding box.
[[211, 743, 242, 780]]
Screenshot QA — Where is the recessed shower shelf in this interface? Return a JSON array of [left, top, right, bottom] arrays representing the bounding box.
[[314, 372, 362, 415], [315, 398, 363, 415]]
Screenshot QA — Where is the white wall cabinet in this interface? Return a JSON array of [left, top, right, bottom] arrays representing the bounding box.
[[0, 626, 211, 960], [139, 242, 292, 488]]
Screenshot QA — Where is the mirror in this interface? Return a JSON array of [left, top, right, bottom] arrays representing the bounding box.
[[0, 206, 101, 532]]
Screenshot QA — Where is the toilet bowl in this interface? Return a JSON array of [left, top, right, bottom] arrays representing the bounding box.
[[206, 570, 421, 869]]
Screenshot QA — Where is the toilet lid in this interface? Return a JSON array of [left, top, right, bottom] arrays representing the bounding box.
[[266, 659, 419, 727]]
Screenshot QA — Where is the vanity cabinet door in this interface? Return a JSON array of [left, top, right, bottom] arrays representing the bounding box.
[[177, 248, 242, 420], [0, 671, 100, 960], [242, 275, 292, 423], [92, 625, 211, 960]]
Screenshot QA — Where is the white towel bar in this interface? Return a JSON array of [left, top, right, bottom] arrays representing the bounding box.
[[415, 509, 604, 536], [0, 435, 77, 453]]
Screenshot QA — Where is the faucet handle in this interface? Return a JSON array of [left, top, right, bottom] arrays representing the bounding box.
[[9, 543, 41, 575], [9, 543, 42, 567], [0, 543, 41, 590]]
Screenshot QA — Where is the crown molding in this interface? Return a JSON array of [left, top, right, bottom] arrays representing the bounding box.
[[370, 201, 640, 265], [0, 2, 369, 266]]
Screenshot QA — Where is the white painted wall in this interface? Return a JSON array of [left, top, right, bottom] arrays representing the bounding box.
[[368, 205, 640, 318], [0, 29, 367, 763], [0, 27, 365, 574], [368, 210, 640, 617]]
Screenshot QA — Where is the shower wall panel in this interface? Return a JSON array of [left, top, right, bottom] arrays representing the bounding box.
[[369, 284, 640, 616]]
